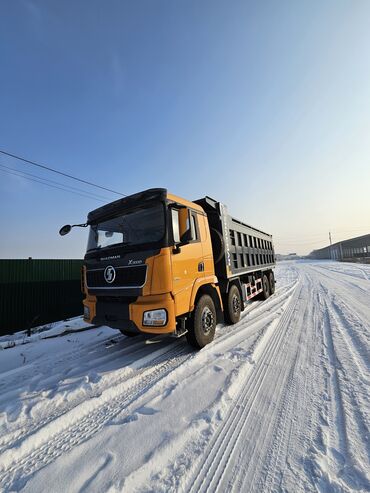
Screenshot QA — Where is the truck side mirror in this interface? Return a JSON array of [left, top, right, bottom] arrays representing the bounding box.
[[59, 224, 72, 236], [179, 208, 194, 245], [59, 223, 88, 236]]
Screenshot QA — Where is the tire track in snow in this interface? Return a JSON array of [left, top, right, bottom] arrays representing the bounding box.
[[0, 330, 142, 394], [0, 335, 161, 452], [312, 263, 370, 283], [307, 266, 369, 487], [327, 296, 370, 372], [315, 289, 370, 491], [119, 274, 300, 493], [320, 288, 370, 484], [258, 272, 316, 493], [233, 270, 315, 493], [187, 275, 302, 493], [308, 263, 370, 298], [296, 287, 324, 493], [307, 265, 370, 355], [0, 344, 191, 492]]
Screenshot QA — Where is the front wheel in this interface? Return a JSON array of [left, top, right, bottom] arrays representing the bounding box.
[[186, 295, 217, 349]]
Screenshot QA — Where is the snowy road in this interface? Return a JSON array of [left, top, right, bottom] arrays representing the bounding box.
[[0, 261, 369, 492]]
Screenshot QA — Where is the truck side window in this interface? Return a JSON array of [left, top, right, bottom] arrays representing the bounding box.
[[172, 209, 180, 243], [190, 213, 199, 241]]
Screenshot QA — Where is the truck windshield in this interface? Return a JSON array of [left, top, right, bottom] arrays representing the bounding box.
[[87, 203, 165, 251]]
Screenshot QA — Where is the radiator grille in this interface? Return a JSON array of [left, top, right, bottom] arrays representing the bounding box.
[[86, 265, 147, 288]]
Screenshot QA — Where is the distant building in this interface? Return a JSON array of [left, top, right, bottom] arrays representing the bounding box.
[[276, 253, 302, 261], [310, 233, 370, 262]]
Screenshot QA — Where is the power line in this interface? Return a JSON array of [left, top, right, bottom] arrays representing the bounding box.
[[0, 167, 107, 203], [0, 163, 110, 201], [0, 149, 126, 197]]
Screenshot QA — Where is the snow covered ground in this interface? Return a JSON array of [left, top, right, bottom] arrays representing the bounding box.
[[0, 260, 369, 493]]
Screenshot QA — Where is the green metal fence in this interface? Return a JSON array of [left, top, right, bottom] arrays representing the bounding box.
[[0, 259, 84, 336]]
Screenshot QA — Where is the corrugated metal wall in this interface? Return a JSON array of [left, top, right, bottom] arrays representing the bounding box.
[[310, 234, 370, 261], [0, 259, 84, 336]]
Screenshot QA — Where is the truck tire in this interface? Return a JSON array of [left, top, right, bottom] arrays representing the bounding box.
[[224, 284, 242, 324], [269, 271, 275, 295], [186, 295, 217, 349], [210, 228, 225, 264], [119, 329, 139, 337], [260, 274, 270, 300]]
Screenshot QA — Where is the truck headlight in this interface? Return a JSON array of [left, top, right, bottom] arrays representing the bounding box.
[[143, 309, 167, 326], [84, 305, 90, 319]]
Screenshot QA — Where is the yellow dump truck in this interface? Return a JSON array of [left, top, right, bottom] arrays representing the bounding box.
[[60, 188, 275, 348]]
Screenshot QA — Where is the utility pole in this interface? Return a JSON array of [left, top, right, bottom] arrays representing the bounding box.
[[329, 232, 332, 260]]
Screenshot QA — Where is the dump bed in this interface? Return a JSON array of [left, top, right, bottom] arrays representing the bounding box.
[[194, 196, 275, 281]]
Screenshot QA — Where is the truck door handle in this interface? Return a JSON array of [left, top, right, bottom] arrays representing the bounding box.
[[198, 261, 204, 272]]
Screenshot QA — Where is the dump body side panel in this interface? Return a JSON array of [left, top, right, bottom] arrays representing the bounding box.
[[194, 196, 275, 286]]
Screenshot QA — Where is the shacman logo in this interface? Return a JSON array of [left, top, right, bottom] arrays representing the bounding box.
[[104, 265, 116, 284]]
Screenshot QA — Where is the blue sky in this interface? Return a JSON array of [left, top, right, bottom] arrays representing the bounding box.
[[1, 0, 369, 257]]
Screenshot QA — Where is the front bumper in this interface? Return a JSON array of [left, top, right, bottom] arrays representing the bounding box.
[[83, 292, 176, 334]]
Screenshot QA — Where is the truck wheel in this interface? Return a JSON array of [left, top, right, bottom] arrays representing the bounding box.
[[224, 284, 242, 325], [260, 274, 270, 300], [269, 271, 275, 295], [119, 329, 138, 337], [186, 295, 217, 349]]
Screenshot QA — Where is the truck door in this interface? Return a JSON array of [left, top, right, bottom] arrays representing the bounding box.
[[171, 208, 205, 316]]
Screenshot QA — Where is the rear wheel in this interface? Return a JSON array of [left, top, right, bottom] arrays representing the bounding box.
[[269, 271, 275, 295], [186, 295, 217, 349], [224, 284, 242, 324], [260, 274, 270, 300], [119, 329, 139, 337]]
